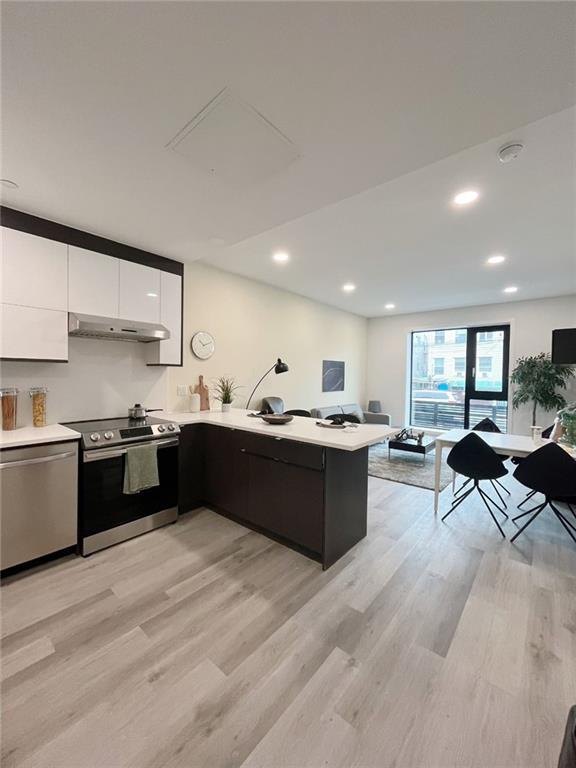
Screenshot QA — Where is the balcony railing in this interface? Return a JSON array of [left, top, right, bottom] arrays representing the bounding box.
[[411, 400, 508, 431]]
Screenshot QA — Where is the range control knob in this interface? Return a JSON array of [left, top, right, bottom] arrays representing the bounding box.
[[90, 433, 100, 442], [158, 424, 166, 433], [104, 431, 114, 440], [167, 424, 176, 432]]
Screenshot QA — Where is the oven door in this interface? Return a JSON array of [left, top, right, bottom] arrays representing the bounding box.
[[80, 438, 178, 554]]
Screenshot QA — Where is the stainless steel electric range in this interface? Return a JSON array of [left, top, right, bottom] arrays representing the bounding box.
[[64, 416, 180, 555]]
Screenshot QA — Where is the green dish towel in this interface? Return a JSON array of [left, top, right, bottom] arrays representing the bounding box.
[[123, 443, 160, 495]]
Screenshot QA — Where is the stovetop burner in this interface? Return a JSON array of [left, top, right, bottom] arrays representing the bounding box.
[[64, 416, 180, 450], [65, 416, 168, 432]]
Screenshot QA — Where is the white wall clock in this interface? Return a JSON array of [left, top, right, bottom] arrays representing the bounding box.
[[191, 331, 215, 360]]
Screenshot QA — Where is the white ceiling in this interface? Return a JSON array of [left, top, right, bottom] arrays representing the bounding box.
[[1, 2, 575, 316], [209, 107, 576, 316]]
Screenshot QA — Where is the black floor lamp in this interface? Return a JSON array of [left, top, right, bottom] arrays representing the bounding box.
[[246, 358, 289, 411]]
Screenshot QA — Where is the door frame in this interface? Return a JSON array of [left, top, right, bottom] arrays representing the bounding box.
[[408, 323, 511, 430], [464, 324, 510, 429]]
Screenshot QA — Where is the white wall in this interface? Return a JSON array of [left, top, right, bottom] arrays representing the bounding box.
[[3, 258, 571, 433], [169, 262, 367, 412], [367, 295, 576, 435], [0, 338, 168, 425], [0, 262, 366, 426]]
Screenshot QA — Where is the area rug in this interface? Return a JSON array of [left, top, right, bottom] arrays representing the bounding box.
[[368, 442, 453, 491]]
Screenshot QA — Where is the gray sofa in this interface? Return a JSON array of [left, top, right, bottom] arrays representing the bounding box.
[[310, 403, 391, 425]]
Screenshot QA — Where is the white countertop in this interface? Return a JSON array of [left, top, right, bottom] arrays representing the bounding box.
[[161, 409, 396, 451], [0, 424, 81, 450]]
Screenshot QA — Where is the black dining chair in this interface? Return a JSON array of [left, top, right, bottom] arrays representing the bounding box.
[[513, 424, 554, 511], [473, 417, 501, 433], [558, 705, 576, 768], [511, 424, 554, 466], [558, 496, 576, 517], [510, 442, 576, 544], [443, 433, 509, 537], [283, 409, 312, 418], [454, 417, 510, 506]]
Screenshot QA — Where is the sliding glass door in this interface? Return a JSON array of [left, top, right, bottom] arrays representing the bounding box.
[[410, 325, 510, 430]]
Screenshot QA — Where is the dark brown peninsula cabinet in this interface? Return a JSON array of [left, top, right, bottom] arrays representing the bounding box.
[[178, 423, 368, 568]]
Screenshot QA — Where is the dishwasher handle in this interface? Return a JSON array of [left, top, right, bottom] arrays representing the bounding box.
[[0, 450, 76, 470]]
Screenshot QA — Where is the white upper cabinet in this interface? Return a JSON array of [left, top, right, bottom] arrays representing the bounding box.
[[1, 227, 68, 311], [0, 222, 180, 363], [119, 261, 161, 323], [0, 304, 68, 361], [147, 271, 182, 366], [68, 246, 119, 317]]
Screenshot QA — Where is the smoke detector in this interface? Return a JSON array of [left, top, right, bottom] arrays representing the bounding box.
[[498, 143, 524, 164]]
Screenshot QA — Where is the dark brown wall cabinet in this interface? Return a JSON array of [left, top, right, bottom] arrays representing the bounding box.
[[178, 424, 368, 569]]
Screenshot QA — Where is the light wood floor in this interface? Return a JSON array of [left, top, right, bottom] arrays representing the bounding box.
[[1, 476, 575, 768]]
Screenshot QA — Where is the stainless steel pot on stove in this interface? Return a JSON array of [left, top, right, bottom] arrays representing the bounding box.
[[128, 403, 161, 419]]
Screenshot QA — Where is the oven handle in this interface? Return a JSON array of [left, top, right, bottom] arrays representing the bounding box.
[[83, 438, 179, 462]]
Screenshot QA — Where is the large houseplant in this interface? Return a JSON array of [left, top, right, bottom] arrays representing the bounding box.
[[510, 352, 575, 426]]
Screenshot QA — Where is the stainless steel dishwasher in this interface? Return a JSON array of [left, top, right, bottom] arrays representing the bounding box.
[[1, 441, 79, 570]]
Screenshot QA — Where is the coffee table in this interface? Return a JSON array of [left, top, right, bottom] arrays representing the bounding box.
[[388, 434, 436, 464]]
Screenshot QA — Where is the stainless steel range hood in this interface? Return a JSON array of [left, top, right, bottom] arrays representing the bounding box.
[[68, 313, 170, 343]]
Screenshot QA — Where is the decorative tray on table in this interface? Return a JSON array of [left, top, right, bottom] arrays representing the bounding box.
[[260, 414, 294, 425]]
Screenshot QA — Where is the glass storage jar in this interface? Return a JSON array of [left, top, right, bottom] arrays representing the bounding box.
[[0, 387, 19, 431], [29, 387, 48, 427]]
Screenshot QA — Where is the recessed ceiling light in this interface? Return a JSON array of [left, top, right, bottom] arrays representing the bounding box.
[[146, 292, 158, 298], [272, 251, 290, 263], [342, 283, 356, 293], [384, 303, 396, 310], [487, 254, 506, 265], [453, 189, 479, 206], [0, 179, 19, 190], [503, 286, 518, 294]]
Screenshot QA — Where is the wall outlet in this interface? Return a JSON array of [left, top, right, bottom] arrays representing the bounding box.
[[176, 384, 188, 397]]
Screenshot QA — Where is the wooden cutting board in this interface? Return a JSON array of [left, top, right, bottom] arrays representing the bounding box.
[[194, 375, 210, 411]]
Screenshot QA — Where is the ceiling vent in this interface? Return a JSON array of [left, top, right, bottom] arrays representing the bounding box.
[[166, 87, 299, 185]]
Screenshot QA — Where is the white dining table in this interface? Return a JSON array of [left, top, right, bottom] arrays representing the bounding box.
[[433, 428, 547, 513]]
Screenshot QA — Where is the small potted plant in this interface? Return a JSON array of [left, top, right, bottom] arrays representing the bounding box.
[[213, 377, 240, 413]]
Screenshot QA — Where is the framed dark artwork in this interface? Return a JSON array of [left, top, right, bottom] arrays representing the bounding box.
[[322, 360, 345, 392]]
